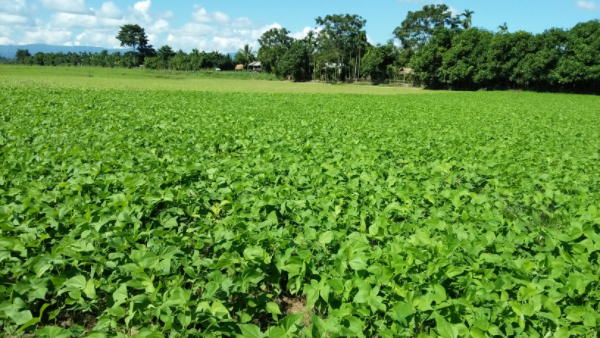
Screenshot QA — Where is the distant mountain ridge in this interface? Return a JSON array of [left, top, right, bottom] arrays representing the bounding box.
[[0, 44, 127, 59]]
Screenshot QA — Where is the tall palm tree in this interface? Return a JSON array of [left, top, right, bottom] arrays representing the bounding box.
[[498, 22, 508, 35], [461, 10, 475, 29], [237, 44, 254, 70]]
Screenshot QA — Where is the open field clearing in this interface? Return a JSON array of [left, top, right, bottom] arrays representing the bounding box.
[[0, 66, 429, 95], [1, 86, 600, 338]]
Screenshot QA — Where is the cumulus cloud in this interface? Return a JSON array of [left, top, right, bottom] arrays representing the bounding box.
[[366, 34, 375, 45], [447, 6, 460, 17], [39, 0, 92, 15], [95, 2, 122, 19], [0, 36, 16, 44], [289, 26, 322, 40], [0, 0, 37, 15], [192, 8, 231, 25], [231, 17, 254, 29], [133, 0, 151, 17], [0, 12, 32, 25], [22, 28, 73, 45], [75, 30, 121, 47], [576, 0, 598, 10], [0, 1, 312, 53]]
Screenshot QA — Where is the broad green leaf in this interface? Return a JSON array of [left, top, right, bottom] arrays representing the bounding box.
[[266, 302, 282, 315], [554, 327, 570, 338], [318, 231, 334, 245], [63, 275, 86, 290], [435, 316, 458, 338], [36, 326, 77, 338], [348, 256, 367, 271], [113, 284, 128, 303], [281, 313, 304, 333], [10, 310, 33, 325], [341, 316, 363, 334]]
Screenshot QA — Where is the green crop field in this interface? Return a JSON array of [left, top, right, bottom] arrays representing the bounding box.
[[0, 66, 428, 95], [1, 82, 600, 338]]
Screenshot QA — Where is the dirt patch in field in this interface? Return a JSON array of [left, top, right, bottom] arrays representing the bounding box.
[[281, 295, 312, 327]]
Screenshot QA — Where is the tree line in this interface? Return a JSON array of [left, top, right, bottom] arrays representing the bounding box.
[[256, 5, 600, 92], [402, 6, 600, 92], [10, 25, 238, 71], [13, 49, 145, 68], [7, 7, 600, 92]]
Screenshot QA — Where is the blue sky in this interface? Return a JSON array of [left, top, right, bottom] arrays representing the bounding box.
[[0, 0, 598, 52]]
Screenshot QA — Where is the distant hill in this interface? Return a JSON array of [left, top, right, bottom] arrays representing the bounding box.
[[0, 44, 126, 59]]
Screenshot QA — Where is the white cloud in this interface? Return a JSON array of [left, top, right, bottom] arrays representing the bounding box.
[[0, 12, 31, 24], [447, 6, 460, 17], [149, 19, 170, 34], [191, 8, 211, 23], [0, 0, 36, 15], [95, 2, 122, 19], [289, 26, 321, 40], [157, 10, 174, 20], [51, 13, 98, 28], [133, 0, 150, 15], [366, 34, 375, 45], [0, 2, 294, 53], [22, 28, 73, 45], [50, 12, 123, 29], [213, 12, 230, 24], [75, 30, 121, 47], [0, 36, 16, 44], [191, 7, 236, 26], [231, 17, 254, 29], [576, 0, 598, 10], [39, 0, 92, 15]]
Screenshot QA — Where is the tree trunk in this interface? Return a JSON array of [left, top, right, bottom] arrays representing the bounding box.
[[358, 48, 361, 79]]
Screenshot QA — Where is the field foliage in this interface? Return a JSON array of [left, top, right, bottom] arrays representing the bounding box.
[[0, 87, 600, 338]]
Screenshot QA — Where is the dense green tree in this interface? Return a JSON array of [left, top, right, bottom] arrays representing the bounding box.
[[409, 19, 599, 93], [442, 28, 494, 89], [511, 29, 566, 89], [409, 27, 457, 88], [315, 14, 367, 81], [116, 24, 151, 65], [157, 46, 176, 62], [485, 31, 533, 88], [15, 49, 31, 64], [279, 41, 311, 81], [554, 20, 600, 92], [258, 28, 294, 73], [360, 43, 398, 83], [393, 5, 459, 50]]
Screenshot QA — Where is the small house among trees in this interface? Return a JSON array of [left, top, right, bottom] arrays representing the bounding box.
[[399, 67, 412, 81], [235, 64, 244, 71], [248, 61, 262, 72]]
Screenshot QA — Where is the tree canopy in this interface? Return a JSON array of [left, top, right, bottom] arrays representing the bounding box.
[[116, 24, 154, 65], [257, 28, 294, 73], [116, 24, 149, 52], [393, 5, 459, 49]]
